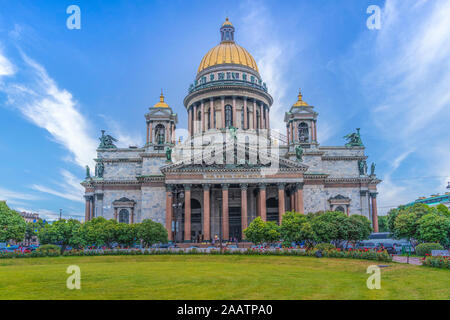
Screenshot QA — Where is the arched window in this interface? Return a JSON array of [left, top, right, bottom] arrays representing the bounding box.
[[207, 108, 211, 129], [298, 122, 309, 142], [335, 206, 345, 213], [225, 105, 233, 128], [119, 209, 129, 224], [247, 108, 250, 129], [241, 108, 245, 128], [155, 124, 165, 144]]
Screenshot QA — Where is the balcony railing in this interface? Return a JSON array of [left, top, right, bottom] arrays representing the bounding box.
[[188, 79, 268, 94]]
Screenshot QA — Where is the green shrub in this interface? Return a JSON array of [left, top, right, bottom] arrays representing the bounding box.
[[415, 243, 444, 257], [314, 243, 335, 251], [36, 244, 61, 255]]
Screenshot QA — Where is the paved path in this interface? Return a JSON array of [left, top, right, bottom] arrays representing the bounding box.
[[392, 255, 422, 265]]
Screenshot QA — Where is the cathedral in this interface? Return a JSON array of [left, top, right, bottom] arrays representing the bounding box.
[[82, 19, 381, 242]]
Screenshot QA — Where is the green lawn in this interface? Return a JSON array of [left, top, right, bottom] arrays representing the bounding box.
[[0, 255, 448, 299]]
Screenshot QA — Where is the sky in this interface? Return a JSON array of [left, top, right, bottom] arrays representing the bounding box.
[[0, 0, 449, 221]]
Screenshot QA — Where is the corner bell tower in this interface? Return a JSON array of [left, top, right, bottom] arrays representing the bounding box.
[[144, 91, 178, 151], [284, 89, 318, 151]]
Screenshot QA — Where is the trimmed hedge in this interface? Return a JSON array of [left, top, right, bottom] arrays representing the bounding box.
[[314, 243, 336, 251], [36, 244, 61, 255], [415, 243, 444, 257], [0, 247, 392, 262]]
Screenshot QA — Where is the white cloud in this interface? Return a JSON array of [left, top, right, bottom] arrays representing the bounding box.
[[354, 0, 450, 210], [239, 1, 296, 133], [31, 169, 85, 204], [0, 49, 15, 76], [1, 52, 97, 169], [0, 187, 41, 203]]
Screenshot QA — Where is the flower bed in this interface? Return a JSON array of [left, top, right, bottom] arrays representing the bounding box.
[[0, 247, 392, 262], [421, 255, 450, 269]]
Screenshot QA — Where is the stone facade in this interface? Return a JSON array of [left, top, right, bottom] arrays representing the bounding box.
[[82, 19, 381, 241]]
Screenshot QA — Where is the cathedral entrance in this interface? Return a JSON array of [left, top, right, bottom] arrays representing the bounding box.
[[229, 207, 242, 241], [191, 199, 202, 242], [266, 197, 279, 224]]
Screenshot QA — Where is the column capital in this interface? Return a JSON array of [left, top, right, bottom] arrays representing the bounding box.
[[258, 183, 267, 190], [183, 184, 192, 191], [370, 192, 378, 198], [278, 183, 286, 190], [221, 183, 229, 190], [203, 184, 211, 190], [240, 183, 248, 190], [166, 185, 174, 193], [295, 182, 304, 189]]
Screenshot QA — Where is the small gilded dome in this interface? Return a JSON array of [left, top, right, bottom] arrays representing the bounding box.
[[197, 19, 259, 74], [222, 17, 233, 27], [293, 89, 309, 107], [153, 91, 169, 108]]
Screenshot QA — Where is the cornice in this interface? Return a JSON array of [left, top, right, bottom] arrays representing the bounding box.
[[322, 155, 368, 161]]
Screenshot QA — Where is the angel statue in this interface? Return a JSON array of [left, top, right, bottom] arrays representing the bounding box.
[[166, 147, 172, 162], [344, 128, 363, 147], [370, 162, 376, 176], [295, 145, 304, 162], [98, 130, 118, 149], [85, 165, 91, 180]]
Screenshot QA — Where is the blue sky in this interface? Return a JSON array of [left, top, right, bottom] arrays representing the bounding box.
[[1, 0, 449, 220]]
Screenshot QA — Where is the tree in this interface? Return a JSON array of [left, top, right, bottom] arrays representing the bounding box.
[[244, 217, 281, 245], [280, 211, 316, 247], [244, 217, 266, 244], [346, 215, 372, 247], [417, 213, 450, 245], [136, 219, 168, 247], [377, 215, 389, 232], [116, 223, 137, 247], [391, 203, 434, 248], [436, 204, 450, 217], [0, 202, 26, 243], [264, 221, 281, 245], [310, 211, 349, 247], [38, 219, 84, 253], [24, 219, 45, 245], [80, 217, 118, 248]]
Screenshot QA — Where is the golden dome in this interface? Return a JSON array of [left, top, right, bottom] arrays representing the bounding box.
[[222, 17, 233, 27], [153, 90, 169, 108], [197, 19, 259, 74], [293, 89, 309, 107], [198, 42, 259, 73]]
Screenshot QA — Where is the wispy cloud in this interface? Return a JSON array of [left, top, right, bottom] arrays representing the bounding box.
[[356, 0, 450, 211], [0, 49, 15, 76], [239, 1, 295, 133], [31, 169, 84, 203], [0, 186, 41, 204], [0, 51, 97, 168]]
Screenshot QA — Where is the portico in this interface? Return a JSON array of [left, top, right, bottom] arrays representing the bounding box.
[[164, 180, 302, 242]]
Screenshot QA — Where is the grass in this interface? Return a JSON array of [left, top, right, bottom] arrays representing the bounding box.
[[0, 255, 448, 300]]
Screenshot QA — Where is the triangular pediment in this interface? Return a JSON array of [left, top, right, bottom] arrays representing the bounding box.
[[161, 140, 308, 173]]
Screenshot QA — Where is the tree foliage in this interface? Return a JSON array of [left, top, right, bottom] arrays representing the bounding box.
[[244, 217, 280, 245], [136, 219, 168, 247], [388, 203, 450, 247], [38, 219, 84, 253], [280, 211, 316, 247], [0, 202, 26, 243]]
